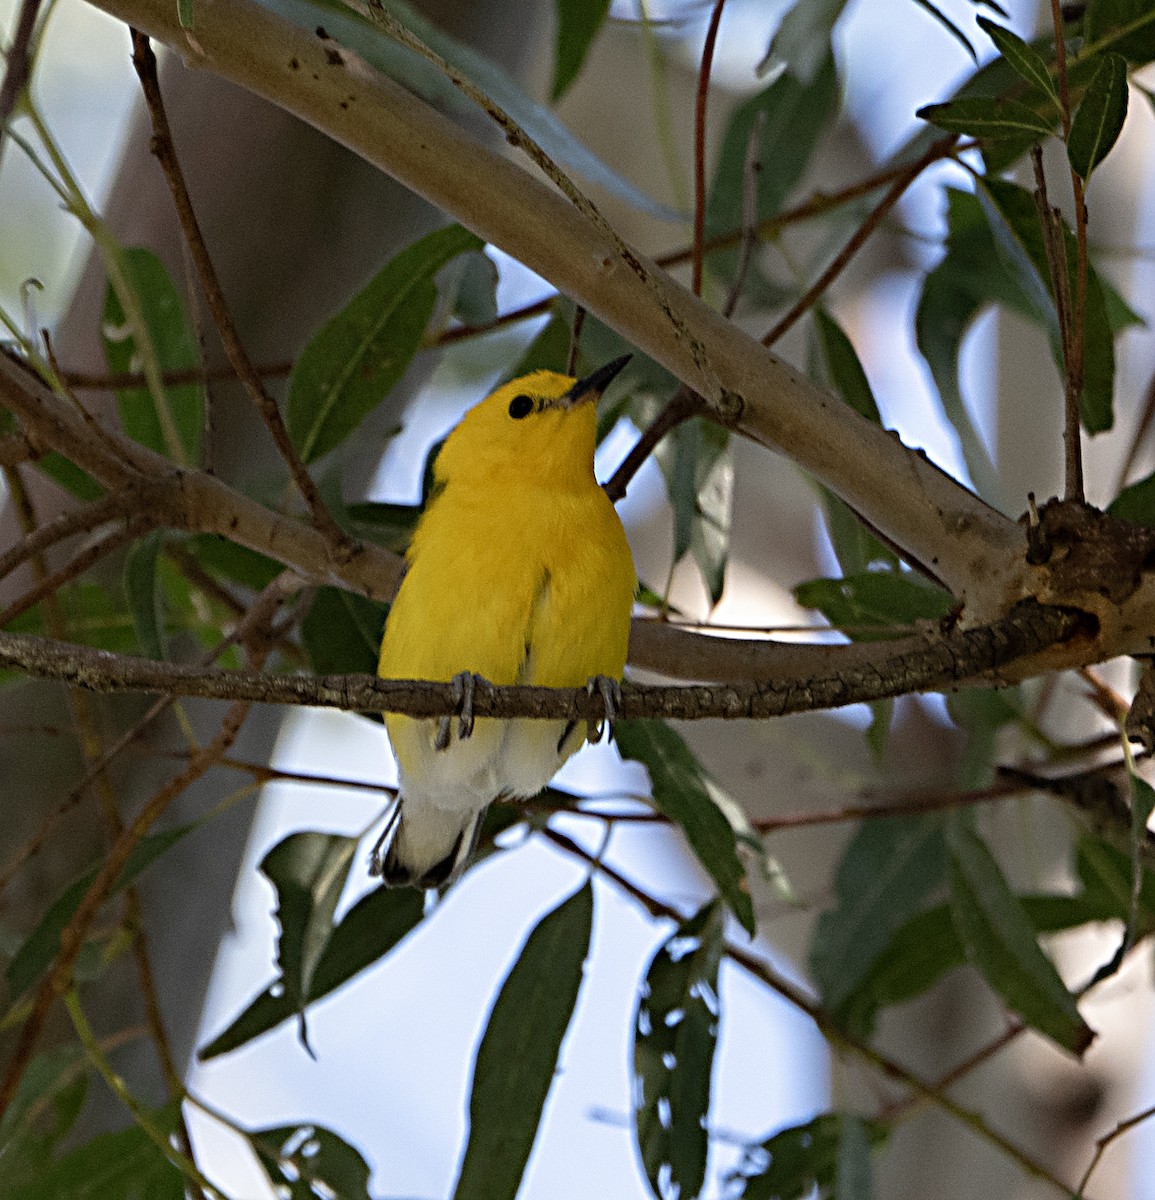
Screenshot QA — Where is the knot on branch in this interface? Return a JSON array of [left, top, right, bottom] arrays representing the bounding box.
[[1021, 498, 1155, 605]]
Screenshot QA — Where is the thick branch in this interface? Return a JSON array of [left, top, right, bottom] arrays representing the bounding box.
[[80, 0, 1026, 616], [0, 602, 1090, 721]]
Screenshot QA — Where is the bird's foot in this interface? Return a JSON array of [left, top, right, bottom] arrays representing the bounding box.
[[586, 675, 622, 742], [435, 671, 478, 750], [368, 799, 402, 876]]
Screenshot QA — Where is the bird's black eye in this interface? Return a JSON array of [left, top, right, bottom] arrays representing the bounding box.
[[508, 394, 534, 419]]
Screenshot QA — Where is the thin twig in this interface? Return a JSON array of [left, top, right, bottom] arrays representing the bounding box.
[[128, 32, 356, 555], [692, 0, 728, 297], [567, 305, 586, 376], [603, 386, 699, 502], [762, 134, 959, 347], [0, 0, 43, 155], [1078, 1100, 1155, 1195]]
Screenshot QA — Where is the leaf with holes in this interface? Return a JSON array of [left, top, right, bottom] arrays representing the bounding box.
[[453, 882, 593, 1200], [251, 1123, 372, 1200], [633, 901, 724, 1200]]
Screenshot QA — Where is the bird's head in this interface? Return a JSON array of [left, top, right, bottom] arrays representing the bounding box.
[[432, 356, 631, 490]]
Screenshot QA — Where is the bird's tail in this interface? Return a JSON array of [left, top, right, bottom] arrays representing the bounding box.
[[376, 796, 486, 890]]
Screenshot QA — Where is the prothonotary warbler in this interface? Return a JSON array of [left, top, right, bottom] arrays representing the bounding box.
[[374, 356, 636, 888]]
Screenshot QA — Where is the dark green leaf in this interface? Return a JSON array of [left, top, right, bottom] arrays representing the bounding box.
[[5, 582, 136, 655], [511, 310, 572, 377], [655, 418, 732, 605], [1068, 52, 1130, 179], [451, 250, 499, 326], [916, 97, 1055, 138], [948, 821, 1094, 1054], [180, 534, 285, 591], [811, 815, 947, 1011], [615, 721, 755, 935], [123, 531, 166, 660], [5, 824, 196, 1003], [731, 1113, 888, 1200], [343, 501, 421, 553], [551, 0, 611, 100], [102, 247, 204, 465], [0, 1046, 88, 1190], [706, 54, 838, 284], [1084, 0, 1155, 63], [794, 572, 955, 639], [288, 225, 482, 463], [252, 1123, 372, 1200], [1109, 470, 1155, 525], [453, 882, 594, 1200], [33, 454, 103, 501], [758, 0, 848, 84], [198, 885, 425, 1060], [812, 309, 880, 422], [177, 0, 194, 27], [259, 832, 358, 1051], [301, 588, 387, 675], [2, 1109, 184, 1200], [634, 902, 724, 1200], [977, 17, 1060, 107], [835, 1114, 873, 1200]]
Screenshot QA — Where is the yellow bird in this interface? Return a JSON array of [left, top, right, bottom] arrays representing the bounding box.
[[374, 357, 636, 888]]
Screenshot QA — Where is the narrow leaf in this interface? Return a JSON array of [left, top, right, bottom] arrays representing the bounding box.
[[453, 882, 594, 1200], [551, 0, 611, 100], [835, 1115, 873, 1200], [258, 832, 357, 1050], [198, 886, 425, 1060], [731, 1113, 888, 1200], [123, 531, 166, 661], [288, 225, 482, 463], [301, 588, 388, 676], [977, 17, 1060, 107], [1083, 0, 1155, 63], [911, 0, 977, 61], [948, 821, 1094, 1054], [615, 721, 755, 935], [252, 1123, 372, 1200], [916, 97, 1055, 138], [794, 572, 955, 639], [633, 902, 724, 1200], [1067, 52, 1130, 179], [810, 815, 948, 1011], [101, 247, 204, 465], [758, 0, 848, 84]]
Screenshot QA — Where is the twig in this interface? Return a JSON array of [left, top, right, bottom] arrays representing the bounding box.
[[62, 361, 293, 391], [0, 0, 43, 156], [1078, 1100, 1155, 1195], [128, 32, 356, 556], [761, 134, 959, 347], [567, 305, 586, 376], [603, 386, 699, 502], [0, 600, 1088, 722], [692, 0, 728, 297]]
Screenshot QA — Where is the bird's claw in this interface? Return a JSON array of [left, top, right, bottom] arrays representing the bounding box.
[[586, 675, 621, 742], [435, 671, 477, 751]]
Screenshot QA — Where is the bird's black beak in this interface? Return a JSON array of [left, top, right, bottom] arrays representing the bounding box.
[[562, 354, 632, 409]]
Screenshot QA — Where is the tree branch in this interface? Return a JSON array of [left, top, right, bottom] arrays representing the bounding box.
[[79, 0, 1026, 616], [0, 601, 1090, 721]]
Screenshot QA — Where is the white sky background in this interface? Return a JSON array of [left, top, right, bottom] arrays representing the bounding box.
[[4, 0, 1155, 1196]]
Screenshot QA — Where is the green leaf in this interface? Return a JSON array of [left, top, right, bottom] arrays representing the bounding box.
[[264, 0, 678, 218], [453, 881, 594, 1200], [835, 1114, 873, 1200], [731, 1113, 888, 1200], [977, 17, 1060, 108], [510, 310, 572, 377], [1084, 0, 1155, 63], [810, 815, 948, 1012], [258, 832, 358, 1052], [251, 1123, 372, 1200], [705, 54, 838, 283], [551, 0, 611, 100], [123, 531, 166, 661], [793, 572, 955, 639], [916, 96, 1055, 139], [947, 821, 1094, 1054], [1109, 470, 1155, 525], [655, 418, 732, 605], [101, 247, 204, 465], [812, 309, 880, 423], [288, 225, 483, 463], [0, 1047, 88, 1191], [615, 721, 756, 935], [451, 249, 499, 326], [33, 454, 103, 501], [5, 824, 196, 1004], [5, 582, 137, 655], [180, 534, 285, 592], [1, 1109, 184, 1200], [758, 0, 848, 84], [301, 588, 388, 675], [633, 902, 724, 1200], [1067, 52, 1130, 179], [198, 885, 425, 1060]]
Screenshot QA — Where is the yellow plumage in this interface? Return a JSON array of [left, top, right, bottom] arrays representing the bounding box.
[[376, 359, 636, 888]]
